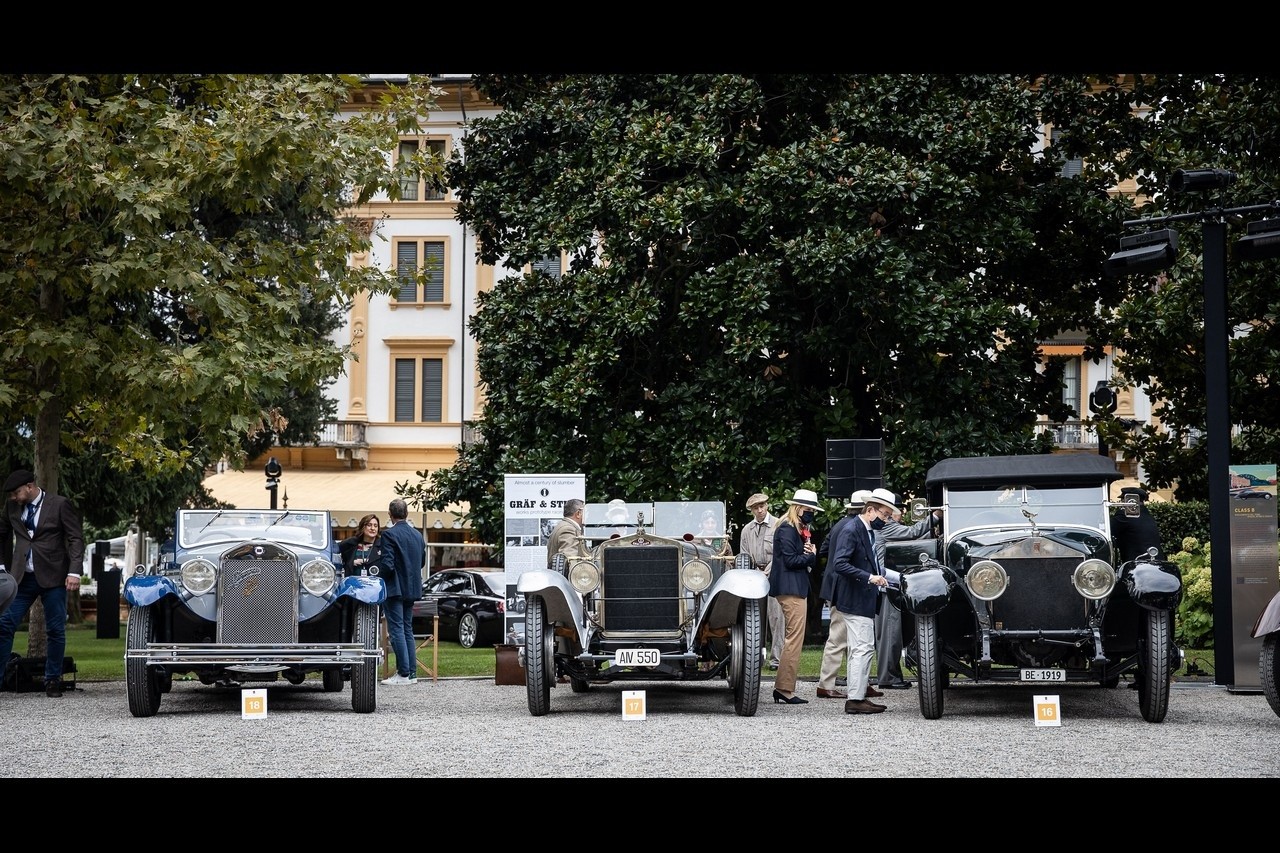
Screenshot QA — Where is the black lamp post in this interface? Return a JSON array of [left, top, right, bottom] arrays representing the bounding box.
[[1105, 168, 1280, 686], [264, 456, 283, 510]]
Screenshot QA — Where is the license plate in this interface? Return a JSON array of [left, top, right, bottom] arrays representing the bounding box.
[[1020, 668, 1066, 682], [615, 648, 660, 667]]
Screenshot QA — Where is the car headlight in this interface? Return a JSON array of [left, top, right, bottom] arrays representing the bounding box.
[[180, 558, 217, 596], [1072, 559, 1115, 600], [300, 559, 338, 596], [568, 560, 600, 594], [965, 560, 1008, 601], [681, 560, 713, 593]]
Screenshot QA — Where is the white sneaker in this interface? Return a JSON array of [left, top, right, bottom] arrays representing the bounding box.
[[406, 675, 419, 684], [381, 673, 412, 685]]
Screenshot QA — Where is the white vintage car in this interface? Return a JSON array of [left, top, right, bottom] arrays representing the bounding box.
[[517, 501, 769, 716]]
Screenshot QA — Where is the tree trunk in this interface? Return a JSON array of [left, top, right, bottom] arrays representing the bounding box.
[[27, 599, 48, 657]]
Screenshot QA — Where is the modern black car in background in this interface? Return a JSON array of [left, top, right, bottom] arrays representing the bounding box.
[[413, 568, 506, 648]]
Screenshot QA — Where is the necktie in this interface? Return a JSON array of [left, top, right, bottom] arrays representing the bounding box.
[[24, 502, 37, 535]]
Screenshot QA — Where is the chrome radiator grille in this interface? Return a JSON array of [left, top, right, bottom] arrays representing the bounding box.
[[217, 545, 299, 644], [599, 545, 682, 632]]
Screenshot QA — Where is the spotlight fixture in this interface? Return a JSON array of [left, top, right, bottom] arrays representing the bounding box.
[[1103, 228, 1178, 277], [1233, 217, 1280, 261], [1169, 168, 1237, 193]]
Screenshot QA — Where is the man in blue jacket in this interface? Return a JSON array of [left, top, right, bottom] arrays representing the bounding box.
[[379, 498, 426, 685]]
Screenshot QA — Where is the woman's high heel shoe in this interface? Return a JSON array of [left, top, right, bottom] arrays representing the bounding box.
[[773, 689, 808, 705]]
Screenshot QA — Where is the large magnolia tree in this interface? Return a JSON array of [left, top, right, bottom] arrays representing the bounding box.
[[411, 74, 1136, 544], [0, 73, 442, 649]]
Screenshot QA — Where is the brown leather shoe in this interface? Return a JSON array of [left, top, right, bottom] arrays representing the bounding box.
[[844, 698, 886, 714], [815, 687, 847, 699], [864, 685, 884, 698]]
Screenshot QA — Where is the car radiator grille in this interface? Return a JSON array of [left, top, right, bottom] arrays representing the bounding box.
[[600, 545, 682, 633], [218, 549, 299, 644], [990, 557, 1087, 631]]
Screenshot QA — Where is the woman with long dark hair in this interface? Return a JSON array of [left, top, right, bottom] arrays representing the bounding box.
[[338, 513, 384, 577]]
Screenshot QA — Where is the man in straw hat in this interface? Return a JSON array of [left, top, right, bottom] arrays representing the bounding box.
[[814, 490, 871, 698], [827, 487, 897, 714]]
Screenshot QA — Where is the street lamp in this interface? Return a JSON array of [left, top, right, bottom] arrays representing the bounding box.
[[1233, 217, 1280, 261], [1102, 229, 1179, 277], [264, 456, 282, 510]]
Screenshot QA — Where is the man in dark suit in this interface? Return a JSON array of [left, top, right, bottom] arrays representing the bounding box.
[[378, 497, 425, 685], [0, 468, 85, 697], [828, 489, 895, 714]]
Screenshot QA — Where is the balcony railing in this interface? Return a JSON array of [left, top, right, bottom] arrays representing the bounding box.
[[316, 421, 368, 448], [1035, 419, 1099, 451]]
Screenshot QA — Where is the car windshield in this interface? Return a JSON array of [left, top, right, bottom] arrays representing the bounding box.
[[582, 501, 727, 540], [945, 484, 1109, 530], [178, 509, 331, 548]]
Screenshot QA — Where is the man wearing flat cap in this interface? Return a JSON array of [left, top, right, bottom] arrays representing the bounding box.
[[739, 492, 783, 669], [0, 467, 85, 698]]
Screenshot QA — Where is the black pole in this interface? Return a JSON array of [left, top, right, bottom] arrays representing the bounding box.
[[1203, 220, 1234, 686]]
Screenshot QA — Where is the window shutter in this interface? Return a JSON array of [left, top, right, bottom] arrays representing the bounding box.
[[421, 358, 443, 422], [396, 243, 419, 301], [394, 359, 416, 422], [531, 254, 561, 279], [1051, 128, 1083, 178], [424, 241, 445, 302]]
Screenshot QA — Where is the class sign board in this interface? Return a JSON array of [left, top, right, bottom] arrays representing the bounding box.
[[622, 689, 646, 721], [1033, 694, 1061, 726], [242, 688, 268, 719]]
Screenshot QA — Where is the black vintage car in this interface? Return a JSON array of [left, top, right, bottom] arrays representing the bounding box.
[[517, 501, 768, 717], [888, 454, 1183, 723], [122, 509, 385, 716]]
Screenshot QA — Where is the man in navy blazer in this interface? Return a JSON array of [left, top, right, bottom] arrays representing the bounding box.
[[828, 489, 895, 714], [378, 497, 425, 685], [0, 468, 85, 697]]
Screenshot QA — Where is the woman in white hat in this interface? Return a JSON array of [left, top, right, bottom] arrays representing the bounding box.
[[768, 488, 821, 704]]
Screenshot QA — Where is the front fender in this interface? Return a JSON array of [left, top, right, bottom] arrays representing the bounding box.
[[337, 575, 386, 605], [1252, 590, 1280, 638], [123, 574, 180, 608], [517, 569, 588, 648], [1120, 557, 1182, 611], [698, 568, 770, 632], [898, 565, 957, 617]]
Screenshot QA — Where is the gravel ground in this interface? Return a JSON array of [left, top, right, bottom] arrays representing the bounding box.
[[2, 676, 1276, 780]]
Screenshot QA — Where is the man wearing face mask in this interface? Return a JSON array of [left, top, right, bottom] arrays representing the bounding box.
[[868, 491, 939, 690], [828, 488, 896, 714]]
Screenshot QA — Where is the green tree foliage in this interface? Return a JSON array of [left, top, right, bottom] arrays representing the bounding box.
[[1040, 74, 1280, 500], [410, 74, 1129, 544], [0, 73, 442, 528]]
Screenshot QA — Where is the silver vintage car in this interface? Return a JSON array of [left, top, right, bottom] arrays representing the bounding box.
[[122, 508, 386, 717], [517, 500, 769, 716]]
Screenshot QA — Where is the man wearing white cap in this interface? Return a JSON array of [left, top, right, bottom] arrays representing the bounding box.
[[828, 488, 896, 713], [869, 493, 939, 689], [738, 492, 782, 668]]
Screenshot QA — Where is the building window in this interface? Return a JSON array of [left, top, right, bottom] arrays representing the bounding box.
[[393, 238, 449, 305], [1062, 356, 1082, 416], [396, 137, 448, 201], [1051, 127, 1083, 178], [387, 338, 451, 424], [531, 253, 562, 279]]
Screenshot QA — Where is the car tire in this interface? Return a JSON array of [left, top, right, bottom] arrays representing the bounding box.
[[126, 605, 162, 718], [1137, 608, 1173, 723], [1262, 631, 1280, 718], [322, 667, 344, 692], [915, 613, 945, 720], [158, 671, 173, 694], [525, 595, 553, 716], [731, 597, 763, 716], [458, 612, 479, 649], [350, 602, 378, 714]]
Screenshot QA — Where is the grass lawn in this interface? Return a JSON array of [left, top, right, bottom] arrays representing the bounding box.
[[12, 622, 1221, 684]]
